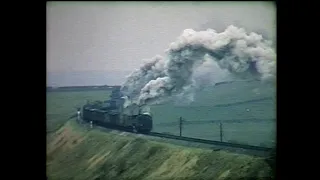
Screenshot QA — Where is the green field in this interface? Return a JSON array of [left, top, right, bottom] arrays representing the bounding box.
[[151, 81, 276, 147], [46, 90, 111, 135], [47, 80, 276, 147]]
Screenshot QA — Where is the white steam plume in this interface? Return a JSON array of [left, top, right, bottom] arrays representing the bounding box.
[[121, 25, 276, 106], [121, 55, 166, 99]]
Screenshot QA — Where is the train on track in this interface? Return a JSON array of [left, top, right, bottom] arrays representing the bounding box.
[[79, 87, 273, 155], [81, 87, 153, 133]]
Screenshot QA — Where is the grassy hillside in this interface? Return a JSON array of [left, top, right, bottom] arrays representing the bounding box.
[[47, 120, 273, 180]]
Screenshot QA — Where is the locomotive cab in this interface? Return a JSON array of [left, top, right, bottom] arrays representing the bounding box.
[[136, 112, 153, 133]]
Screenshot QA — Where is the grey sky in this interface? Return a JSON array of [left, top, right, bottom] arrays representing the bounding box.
[[47, 1, 276, 86]]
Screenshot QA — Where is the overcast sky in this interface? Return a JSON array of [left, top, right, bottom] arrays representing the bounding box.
[[47, 1, 276, 86]]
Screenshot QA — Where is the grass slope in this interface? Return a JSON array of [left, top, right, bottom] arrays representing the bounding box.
[[47, 120, 273, 180]]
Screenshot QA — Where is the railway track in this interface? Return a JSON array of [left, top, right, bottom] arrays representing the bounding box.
[[75, 117, 273, 157], [147, 132, 272, 152]]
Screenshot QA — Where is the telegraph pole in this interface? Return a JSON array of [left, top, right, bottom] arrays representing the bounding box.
[[219, 121, 223, 142], [179, 117, 182, 136]]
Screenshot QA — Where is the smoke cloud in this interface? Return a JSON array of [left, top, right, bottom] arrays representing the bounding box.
[[121, 25, 276, 106], [121, 55, 166, 99]]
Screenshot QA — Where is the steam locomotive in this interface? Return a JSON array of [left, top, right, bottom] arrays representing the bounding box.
[[81, 87, 153, 133]]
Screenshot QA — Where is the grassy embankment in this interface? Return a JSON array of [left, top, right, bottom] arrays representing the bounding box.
[[47, 120, 273, 180]]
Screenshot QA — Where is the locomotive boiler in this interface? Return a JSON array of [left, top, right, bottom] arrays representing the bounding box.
[[81, 87, 153, 133]]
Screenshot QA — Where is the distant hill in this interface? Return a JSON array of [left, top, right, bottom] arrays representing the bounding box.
[[47, 85, 120, 92], [47, 70, 132, 87]]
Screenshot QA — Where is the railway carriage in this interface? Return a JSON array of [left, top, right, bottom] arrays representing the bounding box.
[[81, 87, 153, 133]]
